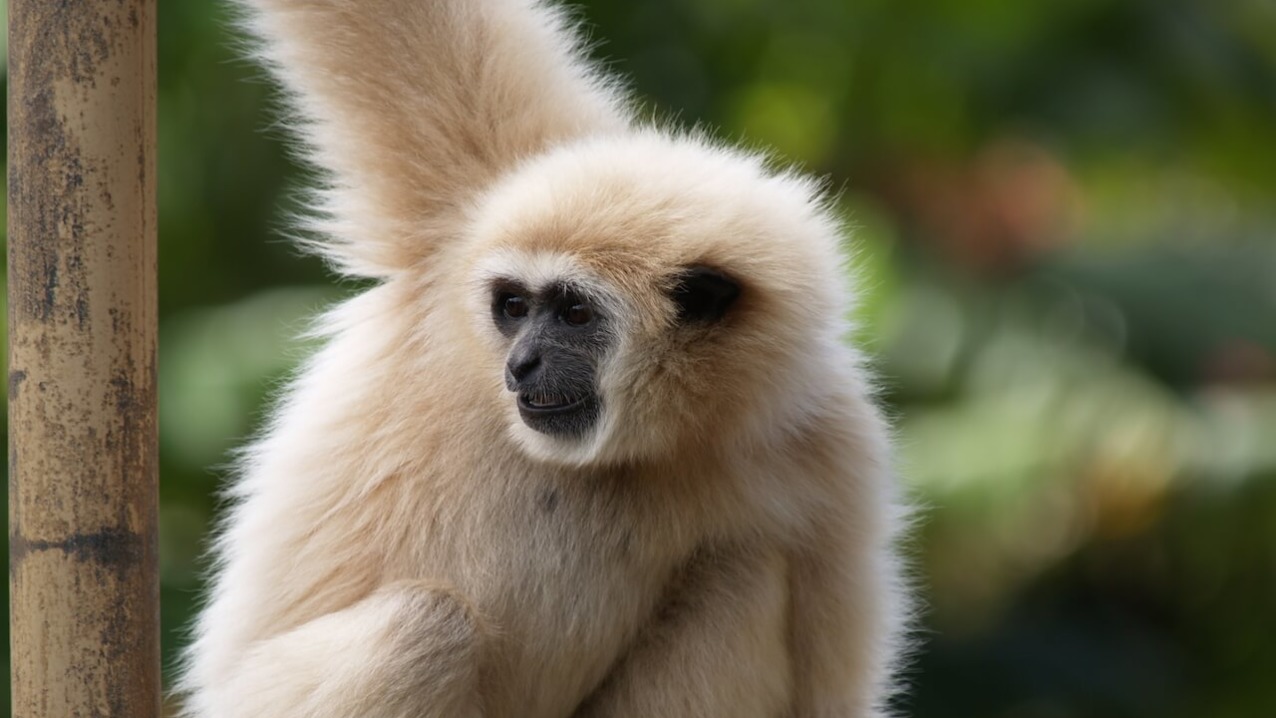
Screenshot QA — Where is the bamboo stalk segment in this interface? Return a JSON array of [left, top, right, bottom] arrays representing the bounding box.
[[8, 1, 160, 715]]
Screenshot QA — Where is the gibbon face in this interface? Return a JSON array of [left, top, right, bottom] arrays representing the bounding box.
[[466, 135, 852, 467], [490, 275, 611, 438]]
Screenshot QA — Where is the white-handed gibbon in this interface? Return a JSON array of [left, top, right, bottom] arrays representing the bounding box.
[[179, 1, 912, 716]]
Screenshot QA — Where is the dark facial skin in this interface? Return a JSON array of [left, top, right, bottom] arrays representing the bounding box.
[[492, 280, 609, 438], [490, 266, 740, 439]]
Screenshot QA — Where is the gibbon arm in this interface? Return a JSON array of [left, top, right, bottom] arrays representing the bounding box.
[[215, 581, 484, 718], [573, 545, 793, 718], [236, 0, 629, 275], [787, 503, 904, 718]]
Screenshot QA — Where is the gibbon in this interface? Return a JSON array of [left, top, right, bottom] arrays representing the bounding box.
[[179, 1, 911, 716]]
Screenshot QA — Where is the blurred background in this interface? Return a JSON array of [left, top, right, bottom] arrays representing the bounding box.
[[4, 0, 1276, 715]]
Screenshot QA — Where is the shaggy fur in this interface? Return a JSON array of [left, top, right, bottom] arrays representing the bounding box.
[[179, 1, 911, 716]]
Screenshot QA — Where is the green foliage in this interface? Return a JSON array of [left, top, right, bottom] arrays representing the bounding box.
[[5, 1, 1276, 715]]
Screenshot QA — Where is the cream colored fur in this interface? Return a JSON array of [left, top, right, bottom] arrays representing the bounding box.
[[180, 1, 911, 716]]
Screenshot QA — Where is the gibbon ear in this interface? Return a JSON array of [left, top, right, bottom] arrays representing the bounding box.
[[671, 266, 741, 324]]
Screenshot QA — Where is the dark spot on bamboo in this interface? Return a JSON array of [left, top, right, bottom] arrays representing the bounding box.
[[10, 526, 144, 580], [9, 369, 28, 397], [41, 261, 60, 319]]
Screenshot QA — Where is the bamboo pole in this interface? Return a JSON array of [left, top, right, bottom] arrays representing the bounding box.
[[8, 1, 160, 716]]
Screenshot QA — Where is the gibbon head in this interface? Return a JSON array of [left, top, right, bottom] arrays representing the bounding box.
[[464, 133, 856, 467]]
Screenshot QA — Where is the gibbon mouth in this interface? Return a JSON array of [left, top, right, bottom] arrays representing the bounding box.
[[515, 390, 601, 437], [517, 392, 589, 414]]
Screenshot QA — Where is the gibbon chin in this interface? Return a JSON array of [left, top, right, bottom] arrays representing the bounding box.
[[179, 1, 912, 717]]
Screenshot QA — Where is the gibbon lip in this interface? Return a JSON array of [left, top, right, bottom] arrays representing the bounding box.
[[517, 392, 588, 414]]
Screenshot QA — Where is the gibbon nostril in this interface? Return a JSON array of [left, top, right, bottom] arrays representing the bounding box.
[[506, 351, 541, 383]]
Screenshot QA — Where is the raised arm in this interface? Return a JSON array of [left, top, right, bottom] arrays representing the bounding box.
[[237, 0, 630, 275]]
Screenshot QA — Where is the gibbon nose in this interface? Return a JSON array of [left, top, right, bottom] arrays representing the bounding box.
[[505, 349, 542, 387]]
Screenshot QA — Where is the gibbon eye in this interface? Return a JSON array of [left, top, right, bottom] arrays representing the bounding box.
[[562, 303, 593, 327], [502, 295, 529, 319]]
